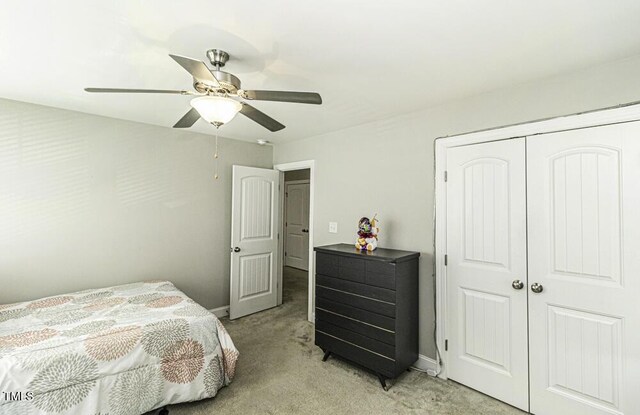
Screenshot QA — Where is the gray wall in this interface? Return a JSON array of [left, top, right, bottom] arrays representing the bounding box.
[[0, 98, 273, 309], [273, 54, 640, 360], [284, 169, 310, 182]]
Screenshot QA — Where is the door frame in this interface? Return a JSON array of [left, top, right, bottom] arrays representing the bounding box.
[[434, 101, 640, 379], [274, 160, 315, 322], [283, 179, 310, 271]]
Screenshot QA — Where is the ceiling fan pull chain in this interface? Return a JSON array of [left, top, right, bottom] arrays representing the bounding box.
[[214, 129, 220, 180]]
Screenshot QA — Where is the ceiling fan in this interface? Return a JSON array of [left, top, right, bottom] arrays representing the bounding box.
[[85, 49, 322, 132]]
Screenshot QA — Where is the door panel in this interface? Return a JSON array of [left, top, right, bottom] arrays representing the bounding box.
[[528, 123, 640, 415], [284, 182, 310, 270], [230, 166, 280, 319], [241, 176, 274, 241], [446, 138, 529, 411], [461, 288, 510, 373], [239, 253, 273, 299], [548, 147, 621, 283]]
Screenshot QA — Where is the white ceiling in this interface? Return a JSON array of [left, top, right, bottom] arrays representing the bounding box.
[[2, 1, 640, 143]]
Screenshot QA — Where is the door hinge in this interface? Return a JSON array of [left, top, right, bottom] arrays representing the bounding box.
[[444, 254, 448, 266], [284, 252, 287, 256], [286, 192, 288, 197], [444, 170, 448, 182], [445, 339, 448, 351]]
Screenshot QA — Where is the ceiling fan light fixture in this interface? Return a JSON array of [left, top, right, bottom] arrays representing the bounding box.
[[85, 49, 322, 132], [190, 96, 242, 126]]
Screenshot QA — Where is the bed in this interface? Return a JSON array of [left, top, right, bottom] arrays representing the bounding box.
[[0, 280, 238, 415]]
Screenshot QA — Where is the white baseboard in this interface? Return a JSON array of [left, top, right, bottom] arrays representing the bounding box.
[[209, 305, 229, 318], [412, 354, 439, 377]]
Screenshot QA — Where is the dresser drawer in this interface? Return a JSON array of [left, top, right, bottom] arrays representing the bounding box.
[[316, 297, 395, 331], [316, 252, 365, 283], [316, 274, 395, 303], [316, 320, 395, 358], [316, 285, 395, 317], [316, 308, 395, 345], [365, 261, 396, 290], [315, 331, 396, 377], [316, 252, 339, 278]]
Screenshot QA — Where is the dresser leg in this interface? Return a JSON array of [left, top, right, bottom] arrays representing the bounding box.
[[322, 350, 332, 362], [377, 374, 389, 391]]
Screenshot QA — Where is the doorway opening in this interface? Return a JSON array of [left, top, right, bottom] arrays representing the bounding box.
[[274, 160, 315, 322], [282, 170, 309, 320]]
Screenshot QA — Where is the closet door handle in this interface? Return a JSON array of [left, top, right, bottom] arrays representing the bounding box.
[[531, 283, 543, 293], [512, 280, 524, 290]]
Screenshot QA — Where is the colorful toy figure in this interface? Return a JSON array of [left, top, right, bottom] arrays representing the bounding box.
[[355, 214, 380, 251]]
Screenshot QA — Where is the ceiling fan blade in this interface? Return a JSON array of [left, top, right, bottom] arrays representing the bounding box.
[[169, 54, 219, 87], [239, 103, 285, 132], [173, 108, 201, 128], [241, 90, 322, 105], [84, 87, 197, 95]]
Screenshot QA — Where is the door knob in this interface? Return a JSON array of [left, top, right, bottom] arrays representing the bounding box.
[[531, 283, 543, 293], [512, 280, 524, 290], [233, 247, 241, 253]]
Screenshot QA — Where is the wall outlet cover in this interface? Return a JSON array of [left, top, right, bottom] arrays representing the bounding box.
[[329, 222, 338, 233]]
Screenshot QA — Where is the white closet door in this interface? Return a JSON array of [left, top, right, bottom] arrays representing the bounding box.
[[527, 123, 640, 415], [446, 138, 529, 411]]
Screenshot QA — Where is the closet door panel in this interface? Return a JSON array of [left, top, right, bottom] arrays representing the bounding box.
[[446, 138, 529, 411], [527, 123, 640, 415]]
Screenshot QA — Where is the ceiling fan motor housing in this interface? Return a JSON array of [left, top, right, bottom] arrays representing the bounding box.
[[194, 49, 241, 94], [206, 49, 229, 67]]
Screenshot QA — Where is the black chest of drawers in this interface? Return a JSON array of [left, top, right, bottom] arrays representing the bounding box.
[[314, 243, 419, 390]]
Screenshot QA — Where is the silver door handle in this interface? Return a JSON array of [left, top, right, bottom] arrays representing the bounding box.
[[512, 280, 524, 290], [531, 283, 543, 293], [233, 247, 241, 253]]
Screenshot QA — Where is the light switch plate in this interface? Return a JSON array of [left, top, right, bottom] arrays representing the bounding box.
[[329, 222, 338, 233]]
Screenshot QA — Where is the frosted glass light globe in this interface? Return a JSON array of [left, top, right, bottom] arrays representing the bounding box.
[[190, 96, 242, 125]]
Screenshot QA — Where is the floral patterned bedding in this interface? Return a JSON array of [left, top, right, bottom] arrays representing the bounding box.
[[0, 281, 238, 415]]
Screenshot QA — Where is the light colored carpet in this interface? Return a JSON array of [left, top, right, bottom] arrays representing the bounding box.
[[166, 267, 525, 415]]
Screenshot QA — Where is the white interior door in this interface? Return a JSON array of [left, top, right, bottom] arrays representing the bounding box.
[[284, 181, 310, 270], [446, 138, 529, 411], [527, 123, 640, 415], [230, 165, 280, 319]]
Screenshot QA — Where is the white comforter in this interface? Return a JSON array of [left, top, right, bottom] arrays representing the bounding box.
[[0, 281, 238, 415]]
